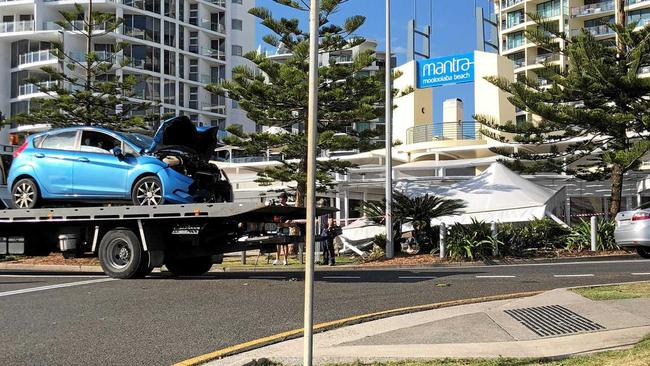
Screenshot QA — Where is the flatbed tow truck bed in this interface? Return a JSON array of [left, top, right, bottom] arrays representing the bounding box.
[[0, 202, 317, 279]]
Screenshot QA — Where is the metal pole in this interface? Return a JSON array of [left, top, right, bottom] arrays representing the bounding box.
[[491, 221, 499, 257], [590, 216, 597, 252], [303, 0, 319, 365], [439, 222, 446, 259], [385, 0, 394, 259]]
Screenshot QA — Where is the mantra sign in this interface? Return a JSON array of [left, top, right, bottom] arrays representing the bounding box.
[[417, 52, 475, 88]]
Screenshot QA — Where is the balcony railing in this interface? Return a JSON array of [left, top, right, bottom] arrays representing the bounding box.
[[406, 122, 481, 145], [200, 20, 226, 33], [198, 46, 226, 60], [18, 81, 58, 96], [511, 58, 526, 68], [572, 24, 615, 37], [504, 38, 527, 51], [502, 15, 526, 30], [628, 0, 650, 6], [571, 1, 614, 18], [0, 20, 34, 33], [206, 0, 226, 7], [535, 53, 560, 64], [18, 50, 57, 66], [330, 54, 353, 63], [501, 0, 524, 9]]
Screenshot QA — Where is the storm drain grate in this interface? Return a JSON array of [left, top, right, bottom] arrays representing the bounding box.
[[504, 305, 605, 337]]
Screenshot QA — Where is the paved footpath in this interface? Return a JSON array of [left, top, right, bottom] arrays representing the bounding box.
[[207, 288, 650, 365]]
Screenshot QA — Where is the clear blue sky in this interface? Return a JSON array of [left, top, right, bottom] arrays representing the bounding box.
[[255, 0, 494, 123]]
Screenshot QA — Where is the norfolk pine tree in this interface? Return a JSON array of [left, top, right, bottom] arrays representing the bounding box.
[[207, 0, 389, 206], [476, 9, 650, 216], [12, 1, 157, 130]]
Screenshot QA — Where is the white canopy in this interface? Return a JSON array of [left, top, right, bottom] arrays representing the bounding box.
[[396, 162, 567, 225]]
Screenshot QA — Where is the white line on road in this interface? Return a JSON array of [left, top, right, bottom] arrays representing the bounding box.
[[322, 276, 361, 279], [398, 276, 437, 279], [249, 276, 286, 280], [631, 273, 650, 276], [0, 278, 115, 298], [475, 275, 516, 278], [553, 274, 595, 278]]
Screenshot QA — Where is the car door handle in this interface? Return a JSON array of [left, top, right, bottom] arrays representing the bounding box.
[[78, 157, 89, 163], [33, 153, 45, 158]]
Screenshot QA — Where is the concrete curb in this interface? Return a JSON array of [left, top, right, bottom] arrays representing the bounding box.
[[0, 253, 639, 274]]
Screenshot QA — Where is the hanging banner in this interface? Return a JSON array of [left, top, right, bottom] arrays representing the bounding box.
[[417, 52, 475, 88]]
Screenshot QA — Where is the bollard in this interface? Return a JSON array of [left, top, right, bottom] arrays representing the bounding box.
[[590, 216, 597, 252], [491, 221, 499, 257], [439, 222, 446, 259], [241, 250, 247, 265]]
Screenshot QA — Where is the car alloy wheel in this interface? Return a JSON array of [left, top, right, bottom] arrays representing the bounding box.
[[11, 178, 39, 209], [132, 176, 165, 206]]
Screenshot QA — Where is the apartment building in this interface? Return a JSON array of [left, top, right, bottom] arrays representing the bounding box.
[[494, 0, 650, 124], [0, 0, 256, 142]]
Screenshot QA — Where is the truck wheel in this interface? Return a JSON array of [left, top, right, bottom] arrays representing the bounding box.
[[133, 251, 154, 278], [11, 178, 40, 209], [637, 247, 650, 259], [165, 257, 212, 277], [98, 229, 144, 279]]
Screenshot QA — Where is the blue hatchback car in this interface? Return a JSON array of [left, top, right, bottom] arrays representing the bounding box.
[[7, 116, 233, 209]]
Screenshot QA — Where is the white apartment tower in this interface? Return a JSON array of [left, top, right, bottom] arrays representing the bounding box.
[[0, 0, 256, 141], [494, 0, 650, 124]]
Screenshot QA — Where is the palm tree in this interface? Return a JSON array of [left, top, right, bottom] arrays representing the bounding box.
[[361, 191, 466, 253]]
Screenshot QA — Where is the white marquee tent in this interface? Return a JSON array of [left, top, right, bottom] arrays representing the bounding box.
[[395, 162, 567, 225]]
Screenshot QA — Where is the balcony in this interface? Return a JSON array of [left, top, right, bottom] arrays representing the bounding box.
[[503, 39, 527, 51], [0, 20, 34, 34], [406, 122, 480, 144], [18, 50, 57, 66], [197, 46, 226, 61], [571, 1, 614, 18], [628, 0, 650, 6], [502, 15, 526, 30], [18, 81, 58, 97], [511, 58, 526, 68], [330, 54, 353, 63], [200, 20, 226, 34], [535, 53, 560, 64], [69, 51, 116, 63], [205, 0, 226, 7]]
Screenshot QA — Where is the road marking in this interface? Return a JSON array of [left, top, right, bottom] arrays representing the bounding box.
[[249, 276, 285, 280], [171, 290, 543, 366], [554, 274, 595, 278], [322, 276, 360, 279], [475, 275, 516, 278], [398, 276, 437, 279], [0, 278, 115, 298], [631, 273, 650, 276]]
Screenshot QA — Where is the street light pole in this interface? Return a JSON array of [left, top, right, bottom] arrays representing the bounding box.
[[385, 0, 394, 259], [303, 0, 319, 365]]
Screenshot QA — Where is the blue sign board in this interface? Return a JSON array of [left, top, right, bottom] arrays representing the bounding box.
[[417, 52, 475, 88]]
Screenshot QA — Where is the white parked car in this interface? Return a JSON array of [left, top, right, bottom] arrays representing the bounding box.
[[614, 203, 650, 258]]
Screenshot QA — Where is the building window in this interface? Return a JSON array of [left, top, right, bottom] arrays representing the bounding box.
[[164, 50, 175, 75], [164, 0, 175, 18], [164, 21, 175, 47], [506, 31, 526, 50], [189, 59, 198, 81], [123, 14, 160, 43], [231, 45, 243, 57], [189, 86, 198, 110], [232, 100, 239, 109], [232, 0, 242, 4], [163, 79, 175, 105], [231, 19, 242, 31]]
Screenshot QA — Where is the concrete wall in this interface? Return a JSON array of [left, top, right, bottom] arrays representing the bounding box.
[[393, 60, 433, 144], [474, 50, 516, 126]]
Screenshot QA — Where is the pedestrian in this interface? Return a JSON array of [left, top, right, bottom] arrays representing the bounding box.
[[274, 192, 292, 265], [319, 217, 342, 266]]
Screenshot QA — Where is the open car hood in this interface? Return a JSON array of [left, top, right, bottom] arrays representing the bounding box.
[[149, 116, 219, 158]]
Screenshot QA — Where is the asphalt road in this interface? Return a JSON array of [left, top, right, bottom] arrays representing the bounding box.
[[0, 258, 649, 365]]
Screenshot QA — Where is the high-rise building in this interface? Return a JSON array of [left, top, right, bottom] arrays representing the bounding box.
[[0, 0, 256, 142], [494, 0, 650, 124]]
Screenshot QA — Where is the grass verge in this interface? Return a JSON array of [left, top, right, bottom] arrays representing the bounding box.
[[572, 282, 650, 301]]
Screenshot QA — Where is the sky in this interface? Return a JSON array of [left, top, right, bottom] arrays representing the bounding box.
[[254, 0, 494, 123]]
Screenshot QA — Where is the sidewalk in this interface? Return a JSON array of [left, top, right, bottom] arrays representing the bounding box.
[[205, 288, 650, 365]]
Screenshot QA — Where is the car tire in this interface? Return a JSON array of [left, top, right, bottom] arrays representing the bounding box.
[[637, 247, 650, 259], [132, 176, 165, 206], [98, 229, 144, 279], [165, 257, 212, 277], [11, 178, 40, 209]]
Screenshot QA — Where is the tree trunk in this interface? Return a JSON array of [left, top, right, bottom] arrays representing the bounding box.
[[615, 0, 626, 55], [609, 162, 623, 216], [295, 180, 306, 208]]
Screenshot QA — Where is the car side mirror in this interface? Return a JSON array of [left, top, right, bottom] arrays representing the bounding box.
[[112, 147, 124, 158]]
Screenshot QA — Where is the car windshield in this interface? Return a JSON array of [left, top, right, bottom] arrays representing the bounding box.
[[118, 132, 153, 151]]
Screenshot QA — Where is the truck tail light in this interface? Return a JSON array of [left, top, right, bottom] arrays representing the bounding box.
[[632, 211, 650, 221], [12, 141, 28, 158]]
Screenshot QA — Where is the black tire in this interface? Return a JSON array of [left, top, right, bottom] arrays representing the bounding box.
[[133, 251, 154, 278], [98, 229, 144, 279], [11, 178, 40, 209], [165, 256, 212, 277], [637, 247, 650, 259], [132, 176, 164, 206]]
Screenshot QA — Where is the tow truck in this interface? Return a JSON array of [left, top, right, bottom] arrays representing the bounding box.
[[0, 202, 319, 278]]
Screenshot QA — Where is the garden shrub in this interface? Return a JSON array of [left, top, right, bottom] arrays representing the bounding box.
[[564, 218, 617, 251]]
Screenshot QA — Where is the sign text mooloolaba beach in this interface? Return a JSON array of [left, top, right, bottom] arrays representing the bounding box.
[[417, 52, 475, 88]]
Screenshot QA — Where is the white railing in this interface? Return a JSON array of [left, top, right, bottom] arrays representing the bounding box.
[[571, 1, 614, 17], [19, 50, 56, 66], [18, 81, 58, 96], [0, 20, 34, 33], [573, 24, 615, 37], [69, 51, 116, 63], [199, 46, 226, 60], [501, 0, 524, 9], [535, 53, 560, 64], [201, 20, 226, 33]]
